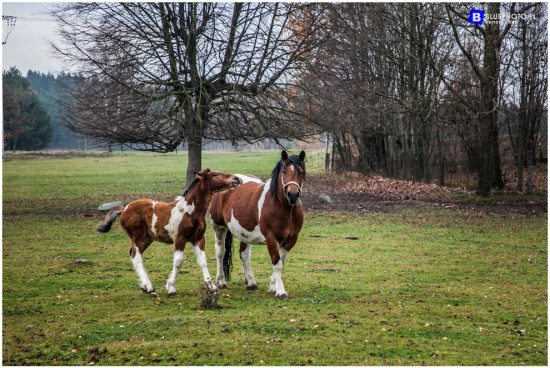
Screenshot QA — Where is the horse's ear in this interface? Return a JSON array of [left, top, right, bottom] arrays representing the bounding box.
[[204, 168, 211, 172], [194, 170, 205, 178], [281, 150, 288, 161], [299, 150, 306, 162]]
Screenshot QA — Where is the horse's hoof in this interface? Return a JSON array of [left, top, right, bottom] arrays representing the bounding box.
[[149, 290, 158, 297], [167, 292, 176, 298], [275, 292, 288, 299], [205, 282, 218, 292], [217, 284, 228, 290], [246, 284, 259, 291]]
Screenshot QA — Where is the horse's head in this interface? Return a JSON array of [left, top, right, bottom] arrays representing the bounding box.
[[194, 168, 241, 193], [278, 150, 306, 206]]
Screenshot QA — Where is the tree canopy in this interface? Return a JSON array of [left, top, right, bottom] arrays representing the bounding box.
[[52, 2, 325, 183]]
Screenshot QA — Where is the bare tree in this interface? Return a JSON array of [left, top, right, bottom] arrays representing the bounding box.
[[443, 3, 517, 194], [52, 3, 324, 184], [296, 3, 449, 182], [249, 2, 547, 195], [500, 3, 547, 191]]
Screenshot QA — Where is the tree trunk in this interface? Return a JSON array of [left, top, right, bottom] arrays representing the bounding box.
[[516, 19, 528, 192], [422, 122, 430, 183], [186, 134, 202, 186], [477, 2, 504, 195]]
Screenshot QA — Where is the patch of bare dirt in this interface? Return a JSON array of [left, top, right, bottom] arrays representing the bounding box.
[[301, 174, 547, 216]]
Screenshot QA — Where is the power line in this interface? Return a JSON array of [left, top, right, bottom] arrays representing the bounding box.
[[16, 16, 56, 22]]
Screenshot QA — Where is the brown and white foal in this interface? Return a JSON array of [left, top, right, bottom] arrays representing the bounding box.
[[96, 169, 240, 296]]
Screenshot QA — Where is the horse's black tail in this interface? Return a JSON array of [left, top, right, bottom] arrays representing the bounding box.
[[223, 230, 233, 281], [96, 206, 124, 233]]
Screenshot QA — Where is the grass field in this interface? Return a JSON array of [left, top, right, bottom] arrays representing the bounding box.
[[2, 151, 548, 365]]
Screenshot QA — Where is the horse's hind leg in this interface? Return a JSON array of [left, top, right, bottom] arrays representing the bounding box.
[[213, 224, 228, 289], [129, 239, 156, 296], [239, 242, 258, 290]]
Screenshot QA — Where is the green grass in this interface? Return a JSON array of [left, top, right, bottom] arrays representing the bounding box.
[[3, 151, 547, 365]]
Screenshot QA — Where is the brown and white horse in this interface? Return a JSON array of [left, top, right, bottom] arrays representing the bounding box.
[[209, 150, 306, 299], [96, 168, 240, 296]]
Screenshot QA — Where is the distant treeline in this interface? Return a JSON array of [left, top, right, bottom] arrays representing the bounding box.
[[4, 68, 300, 153], [2, 68, 95, 151], [26, 70, 93, 150]]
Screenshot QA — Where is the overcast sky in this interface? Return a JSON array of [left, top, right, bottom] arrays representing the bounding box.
[[2, 2, 65, 75]]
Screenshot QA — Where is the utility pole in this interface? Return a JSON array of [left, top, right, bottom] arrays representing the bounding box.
[[2, 15, 17, 44]]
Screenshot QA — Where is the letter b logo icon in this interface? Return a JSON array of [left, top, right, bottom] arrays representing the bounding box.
[[469, 9, 484, 25]]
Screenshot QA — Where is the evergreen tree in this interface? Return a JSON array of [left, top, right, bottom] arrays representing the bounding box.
[[2, 67, 53, 150]]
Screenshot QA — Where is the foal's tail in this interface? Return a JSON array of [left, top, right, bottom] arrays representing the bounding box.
[[223, 230, 233, 281], [96, 206, 124, 233]]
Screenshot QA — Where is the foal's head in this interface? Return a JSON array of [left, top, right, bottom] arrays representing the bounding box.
[[197, 168, 241, 193], [270, 150, 306, 205], [184, 168, 240, 198]]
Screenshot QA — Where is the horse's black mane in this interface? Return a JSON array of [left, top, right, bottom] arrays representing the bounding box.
[[269, 155, 306, 195], [182, 177, 200, 198]]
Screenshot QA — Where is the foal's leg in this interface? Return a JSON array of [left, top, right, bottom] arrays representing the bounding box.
[[239, 242, 258, 290], [193, 236, 217, 291], [165, 245, 185, 296], [265, 235, 287, 299], [129, 240, 156, 296], [213, 224, 228, 289]]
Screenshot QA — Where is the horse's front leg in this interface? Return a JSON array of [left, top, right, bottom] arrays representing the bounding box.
[[266, 235, 287, 299], [193, 236, 217, 291], [240, 242, 258, 290], [165, 239, 186, 296]]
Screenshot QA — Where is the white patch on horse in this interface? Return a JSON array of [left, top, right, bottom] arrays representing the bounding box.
[[289, 164, 295, 171], [279, 247, 289, 265], [193, 245, 216, 290], [271, 259, 287, 298], [257, 179, 271, 222], [165, 250, 184, 294], [228, 210, 265, 245], [151, 213, 158, 236], [165, 198, 195, 241], [124, 204, 129, 212], [152, 201, 157, 209], [235, 174, 264, 185], [131, 248, 154, 293], [213, 225, 228, 287], [240, 243, 257, 287]]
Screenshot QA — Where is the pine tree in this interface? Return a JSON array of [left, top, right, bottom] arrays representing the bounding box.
[[2, 67, 53, 151]]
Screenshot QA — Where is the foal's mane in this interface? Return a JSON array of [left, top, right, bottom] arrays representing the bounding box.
[[269, 155, 306, 195], [181, 177, 200, 198], [180, 168, 212, 199]]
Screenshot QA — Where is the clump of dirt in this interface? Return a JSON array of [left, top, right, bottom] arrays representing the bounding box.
[[198, 283, 221, 310]]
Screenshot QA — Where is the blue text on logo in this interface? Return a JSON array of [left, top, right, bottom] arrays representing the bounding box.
[[469, 9, 484, 25]]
